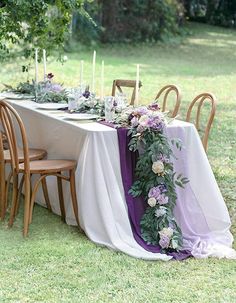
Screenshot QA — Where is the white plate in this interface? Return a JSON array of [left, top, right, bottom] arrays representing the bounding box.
[[0, 92, 34, 100], [63, 113, 98, 120], [35, 103, 68, 110]]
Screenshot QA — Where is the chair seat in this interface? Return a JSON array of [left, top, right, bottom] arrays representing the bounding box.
[[4, 148, 47, 163], [19, 159, 77, 174]]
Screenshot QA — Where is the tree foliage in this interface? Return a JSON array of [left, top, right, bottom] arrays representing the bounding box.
[[184, 0, 236, 28], [0, 0, 88, 60], [72, 0, 185, 44]]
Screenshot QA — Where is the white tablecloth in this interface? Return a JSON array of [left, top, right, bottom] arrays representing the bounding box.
[[6, 100, 236, 260]]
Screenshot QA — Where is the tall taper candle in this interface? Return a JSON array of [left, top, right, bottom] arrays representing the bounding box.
[[92, 50, 96, 92], [101, 60, 104, 100], [135, 64, 140, 106], [35, 48, 38, 84], [43, 49, 47, 80], [80, 60, 84, 87]]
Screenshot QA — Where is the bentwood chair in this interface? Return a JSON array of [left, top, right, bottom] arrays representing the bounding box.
[[0, 99, 80, 236], [0, 121, 47, 220], [154, 84, 181, 118], [111, 79, 142, 105], [186, 93, 216, 152]]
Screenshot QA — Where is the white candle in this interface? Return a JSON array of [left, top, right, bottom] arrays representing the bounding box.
[[80, 60, 84, 87], [92, 50, 96, 93], [35, 48, 38, 84], [43, 49, 47, 80], [135, 64, 140, 106], [101, 60, 104, 100]]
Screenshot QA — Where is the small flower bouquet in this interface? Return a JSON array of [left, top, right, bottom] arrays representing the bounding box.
[[35, 73, 68, 103], [76, 87, 105, 115], [115, 102, 188, 252]]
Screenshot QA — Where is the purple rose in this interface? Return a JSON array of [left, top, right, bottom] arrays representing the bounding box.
[[136, 107, 149, 116], [158, 194, 169, 205], [159, 234, 170, 249], [146, 115, 164, 132], [158, 184, 167, 193], [148, 187, 161, 199], [148, 102, 160, 111]]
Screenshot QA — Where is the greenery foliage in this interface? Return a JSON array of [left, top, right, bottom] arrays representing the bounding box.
[[0, 0, 87, 60], [185, 0, 236, 28]]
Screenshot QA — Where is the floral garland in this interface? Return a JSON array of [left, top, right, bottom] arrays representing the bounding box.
[[115, 103, 188, 252]]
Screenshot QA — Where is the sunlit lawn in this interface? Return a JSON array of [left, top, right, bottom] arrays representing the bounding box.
[[0, 22, 236, 302]]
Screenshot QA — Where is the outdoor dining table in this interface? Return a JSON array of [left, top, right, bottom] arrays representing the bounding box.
[[5, 99, 236, 261]]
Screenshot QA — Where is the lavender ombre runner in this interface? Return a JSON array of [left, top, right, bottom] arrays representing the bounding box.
[[99, 121, 191, 260]]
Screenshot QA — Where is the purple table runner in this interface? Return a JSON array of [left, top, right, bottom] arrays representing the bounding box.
[[100, 121, 191, 260]]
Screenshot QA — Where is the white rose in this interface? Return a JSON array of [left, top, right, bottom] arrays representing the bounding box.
[[147, 197, 157, 207], [138, 115, 149, 126], [159, 227, 174, 238], [155, 207, 166, 218], [152, 160, 164, 174]]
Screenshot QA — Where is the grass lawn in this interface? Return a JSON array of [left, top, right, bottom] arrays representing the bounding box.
[[0, 22, 236, 302]]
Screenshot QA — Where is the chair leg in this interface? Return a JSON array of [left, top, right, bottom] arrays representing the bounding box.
[[69, 169, 80, 226], [0, 163, 6, 220], [23, 174, 31, 237], [14, 175, 25, 217], [3, 170, 13, 219], [8, 172, 18, 227], [57, 176, 66, 222], [41, 176, 52, 211]]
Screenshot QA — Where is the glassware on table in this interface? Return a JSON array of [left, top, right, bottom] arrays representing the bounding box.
[[104, 96, 115, 121], [68, 94, 78, 111], [115, 92, 127, 112]]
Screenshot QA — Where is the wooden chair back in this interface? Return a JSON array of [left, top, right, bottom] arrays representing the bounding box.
[[186, 93, 216, 152], [111, 79, 142, 105], [0, 99, 30, 174], [154, 84, 181, 117]]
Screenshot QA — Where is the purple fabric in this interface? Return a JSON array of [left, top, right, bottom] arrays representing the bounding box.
[[99, 121, 191, 260], [116, 127, 192, 260]]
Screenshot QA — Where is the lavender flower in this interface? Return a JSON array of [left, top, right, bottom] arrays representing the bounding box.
[[159, 234, 170, 249], [148, 186, 161, 199], [148, 186, 169, 205], [136, 107, 149, 116], [50, 83, 63, 92], [147, 116, 164, 132], [158, 194, 169, 205]]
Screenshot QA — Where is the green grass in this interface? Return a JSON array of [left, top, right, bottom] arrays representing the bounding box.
[[0, 22, 236, 302]]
